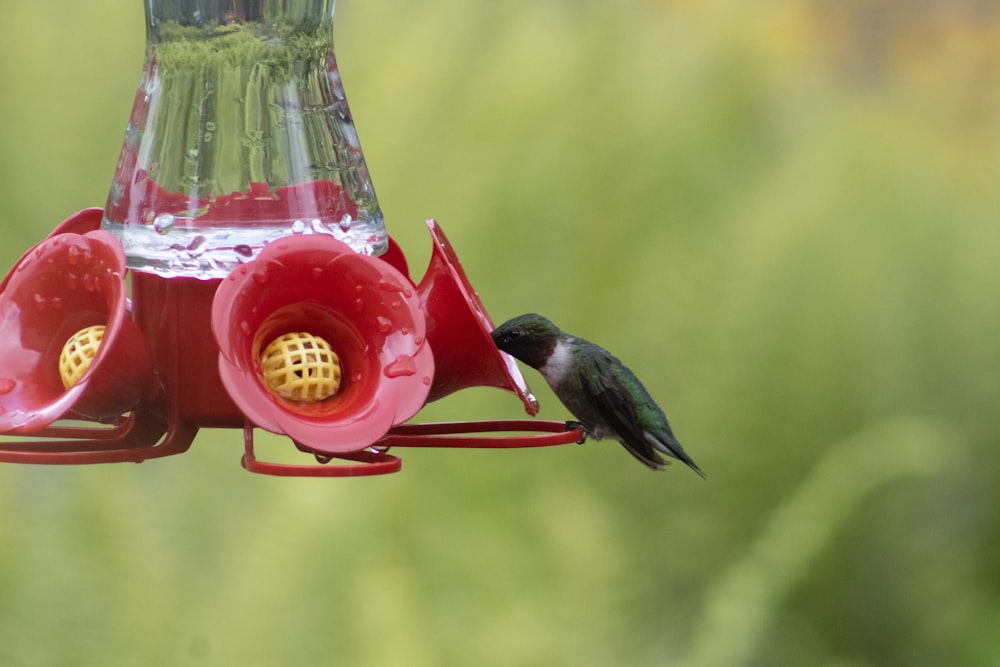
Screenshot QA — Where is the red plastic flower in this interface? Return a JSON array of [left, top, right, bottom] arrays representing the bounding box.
[[0, 230, 154, 432], [211, 234, 434, 454]]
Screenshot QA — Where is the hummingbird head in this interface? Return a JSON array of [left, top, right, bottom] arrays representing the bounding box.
[[491, 313, 562, 369]]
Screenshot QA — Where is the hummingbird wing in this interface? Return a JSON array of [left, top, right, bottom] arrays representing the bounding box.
[[575, 348, 670, 471], [577, 345, 705, 476]]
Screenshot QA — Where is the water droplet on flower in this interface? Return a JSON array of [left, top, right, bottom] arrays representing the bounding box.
[[33, 294, 46, 311], [65, 273, 78, 291], [67, 245, 81, 266], [354, 298, 364, 313], [422, 376, 431, 386], [353, 372, 363, 383], [379, 280, 413, 298], [376, 316, 392, 334], [383, 355, 417, 378], [0, 378, 16, 394], [414, 336, 424, 346], [240, 320, 250, 334], [153, 213, 175, 235], [253, 271, 269, 285], [401, 326, 410, 336]]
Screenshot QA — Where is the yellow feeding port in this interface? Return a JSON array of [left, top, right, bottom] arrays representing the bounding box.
[[260, 332, 342, 402], [59, 325, 106, 390]]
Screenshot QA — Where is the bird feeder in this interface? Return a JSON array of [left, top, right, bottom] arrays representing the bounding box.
[[0, 0, 582, 476]]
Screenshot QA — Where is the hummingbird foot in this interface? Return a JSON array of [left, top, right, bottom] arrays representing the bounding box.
[[565, 421, 588, 444]]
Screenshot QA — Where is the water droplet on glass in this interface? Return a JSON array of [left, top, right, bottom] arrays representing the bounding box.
[[153, 213, 175, 235], [291, 220, 306, 234], [338, 215, 353, 232], [383, 355, 418, 378], [186, 235, 207, 257], [376, 316, 392, 334], [234, 244, 253, 258], [0, 378, 16, 394]]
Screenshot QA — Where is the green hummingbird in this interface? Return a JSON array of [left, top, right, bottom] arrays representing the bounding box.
[[491, 313, 704, 476]]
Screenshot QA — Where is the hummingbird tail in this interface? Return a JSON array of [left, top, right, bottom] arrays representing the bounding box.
[[646, 433, 706, 478]]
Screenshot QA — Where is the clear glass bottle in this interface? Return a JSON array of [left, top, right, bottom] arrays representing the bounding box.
[[103, 0, 387, 279]]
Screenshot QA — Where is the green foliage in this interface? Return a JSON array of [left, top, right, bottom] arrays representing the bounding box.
[[157, 20, 330, 75], [1, 1, 999, 665]]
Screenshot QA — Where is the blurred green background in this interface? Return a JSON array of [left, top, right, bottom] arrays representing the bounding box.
[[2, 0, 999, 665]]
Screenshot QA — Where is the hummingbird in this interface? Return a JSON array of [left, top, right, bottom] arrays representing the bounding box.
[[491, 313, 704, 476]]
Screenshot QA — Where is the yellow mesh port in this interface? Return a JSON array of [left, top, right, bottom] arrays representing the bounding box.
[[260, 332, 342, 402], [59, 325, 106, 389]]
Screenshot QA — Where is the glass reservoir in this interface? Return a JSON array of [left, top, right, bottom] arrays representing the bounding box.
[[103, 0, 387, 278]]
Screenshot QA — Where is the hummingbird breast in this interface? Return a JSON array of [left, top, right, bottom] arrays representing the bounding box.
[[540, 342, 612, 440], [538, 339, 574, 385]]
